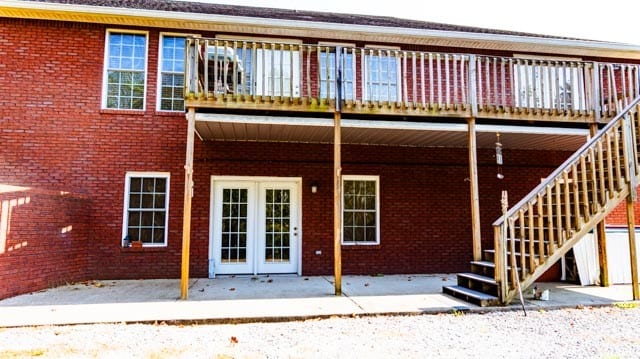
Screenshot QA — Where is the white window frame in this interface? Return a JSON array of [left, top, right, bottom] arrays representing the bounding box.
[[157, 33, 194, 112], [215, 36, 302, 98], [362, 45, 402, 102], [122, 172, 170, 247], [102, 29, 149, 110], [513, 54, 586, 111], [318, 42, 356, 101], [341, 175, 380, 245]]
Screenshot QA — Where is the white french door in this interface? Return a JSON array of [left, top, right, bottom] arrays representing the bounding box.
[[210, 178, 300, 276]]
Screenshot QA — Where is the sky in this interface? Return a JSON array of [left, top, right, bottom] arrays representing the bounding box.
[[183, 0, 640, 46]]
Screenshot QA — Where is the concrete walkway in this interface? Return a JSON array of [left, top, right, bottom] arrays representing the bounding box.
[[0, 274, 636, 327]]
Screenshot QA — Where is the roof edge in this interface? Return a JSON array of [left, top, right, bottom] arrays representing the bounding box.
[[2, 0, 640, 59]]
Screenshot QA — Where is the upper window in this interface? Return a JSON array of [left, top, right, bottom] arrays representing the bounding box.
[[122, 172, 170, 247], [211, 37, 301, 98], [513, 56, 586, 111], [104, 30, 148, 110], [342, 176, 379, 245], [158, 34, 185, 111], [318, 44, 355, 100], [363, 47, 400, 102]]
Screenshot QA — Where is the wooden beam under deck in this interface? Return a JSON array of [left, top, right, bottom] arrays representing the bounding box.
[[185, 100, 599, 124]]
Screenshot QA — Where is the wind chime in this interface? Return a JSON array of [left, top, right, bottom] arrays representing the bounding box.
[[496, 133, 504, 180]]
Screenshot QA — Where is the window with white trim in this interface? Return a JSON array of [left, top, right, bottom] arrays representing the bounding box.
[[513, 55, 586, 111], [342, 176, 379, 245], [158, 34, 185, 111], [212, 37, 301, 97], [122, 173, 170, 246], [363, 47, 401, 102], [318, 43, 355, 100], [104, 30, 148, 110]]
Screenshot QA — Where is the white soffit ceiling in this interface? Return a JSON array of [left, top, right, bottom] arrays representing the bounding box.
[[193, 114, 589, 151]]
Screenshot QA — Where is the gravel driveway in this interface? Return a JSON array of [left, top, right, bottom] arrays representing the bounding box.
[[1, 305, 639, 358]]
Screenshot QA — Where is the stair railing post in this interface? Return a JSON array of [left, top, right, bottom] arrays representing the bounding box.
[[622, 112, 637, 201], [496, 190, 509, 303]]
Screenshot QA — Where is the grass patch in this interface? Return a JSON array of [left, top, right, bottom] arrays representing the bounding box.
[[0, 349, 46, 357], [613, 302, 638, 309]]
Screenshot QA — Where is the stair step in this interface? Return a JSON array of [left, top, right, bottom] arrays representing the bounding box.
[[457, 272, 497, 285], [470, 260, 494, 269], [442, 285, 499, 307]]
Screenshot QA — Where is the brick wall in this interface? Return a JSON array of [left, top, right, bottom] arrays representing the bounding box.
[[1, 17, 632, 299], [0, 19, 188, 298], [189, 141, 569, 276], [0, 187, 91, 299]]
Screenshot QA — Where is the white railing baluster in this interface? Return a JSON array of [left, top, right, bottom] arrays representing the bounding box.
[[445, 54, 450, 108], [350, 47, 357, 101], [477, 57, 483, 110], [500, 58, 506, 110], [403, 51, 408, 104], [412, 52, 417, 107], [420, 52, 425, 108], [461, 56, 467, 105], [452, 55, 458, 106], [484, 57, 490, 109], [492, 57, 497, 110], [428, 53, 434, 106]]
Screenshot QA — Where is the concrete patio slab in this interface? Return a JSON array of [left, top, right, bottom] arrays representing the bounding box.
[[0, 274, 636, 327]]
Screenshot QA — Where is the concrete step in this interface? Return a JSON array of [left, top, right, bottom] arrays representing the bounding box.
[[442, 285, 500, 307], [456, 272, 499, 297]]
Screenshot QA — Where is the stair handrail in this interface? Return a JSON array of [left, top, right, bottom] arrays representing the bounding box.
[[492, 95, 640, 303], [493, 95, 640, 228]]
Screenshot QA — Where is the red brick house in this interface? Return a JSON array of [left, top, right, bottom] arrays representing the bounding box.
[[1, 0, 639, 304]]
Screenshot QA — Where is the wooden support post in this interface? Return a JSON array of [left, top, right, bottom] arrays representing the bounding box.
[[590, 123, 609, 287], [597, 222, 609, 286], [180, 107, 196, 300], [333, 111, 342, 296], [626, 197, 640, 300], [468, 117, 482, 261]]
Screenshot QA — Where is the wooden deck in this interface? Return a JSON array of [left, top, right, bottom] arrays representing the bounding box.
[[185, 37, 640, 124]]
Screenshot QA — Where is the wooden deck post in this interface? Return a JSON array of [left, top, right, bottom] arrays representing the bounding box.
[[626, 197, 640, 300], [333, 110, 342, 296], [180, 107, 196, 300], [590, 123, 609, 286], [468, 117, 481, 261]]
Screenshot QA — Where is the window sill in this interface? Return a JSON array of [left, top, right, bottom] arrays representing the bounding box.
[[100, 109, 147, 116], [155, 110, 186, 117], [121, 246, 168, 253], [342, 243, 381, 250]]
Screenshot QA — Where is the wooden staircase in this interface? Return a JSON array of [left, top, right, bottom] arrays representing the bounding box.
[[445, 97, 640, 306]]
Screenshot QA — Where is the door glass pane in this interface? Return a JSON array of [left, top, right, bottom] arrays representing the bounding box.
[[264, 188, 291, 263], [220, 188, 248, 263]]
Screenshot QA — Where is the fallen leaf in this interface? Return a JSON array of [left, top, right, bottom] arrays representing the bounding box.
[[267, 279, 273, 283], [199, 288, 205, 292], [364, 283, 370, 287], [230, 336, 238, 344], [229, 288, 236, 291]]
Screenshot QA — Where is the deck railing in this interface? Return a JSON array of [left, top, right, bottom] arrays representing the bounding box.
[[185, 37, 640, 121], [492, 96, 640, 304]]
